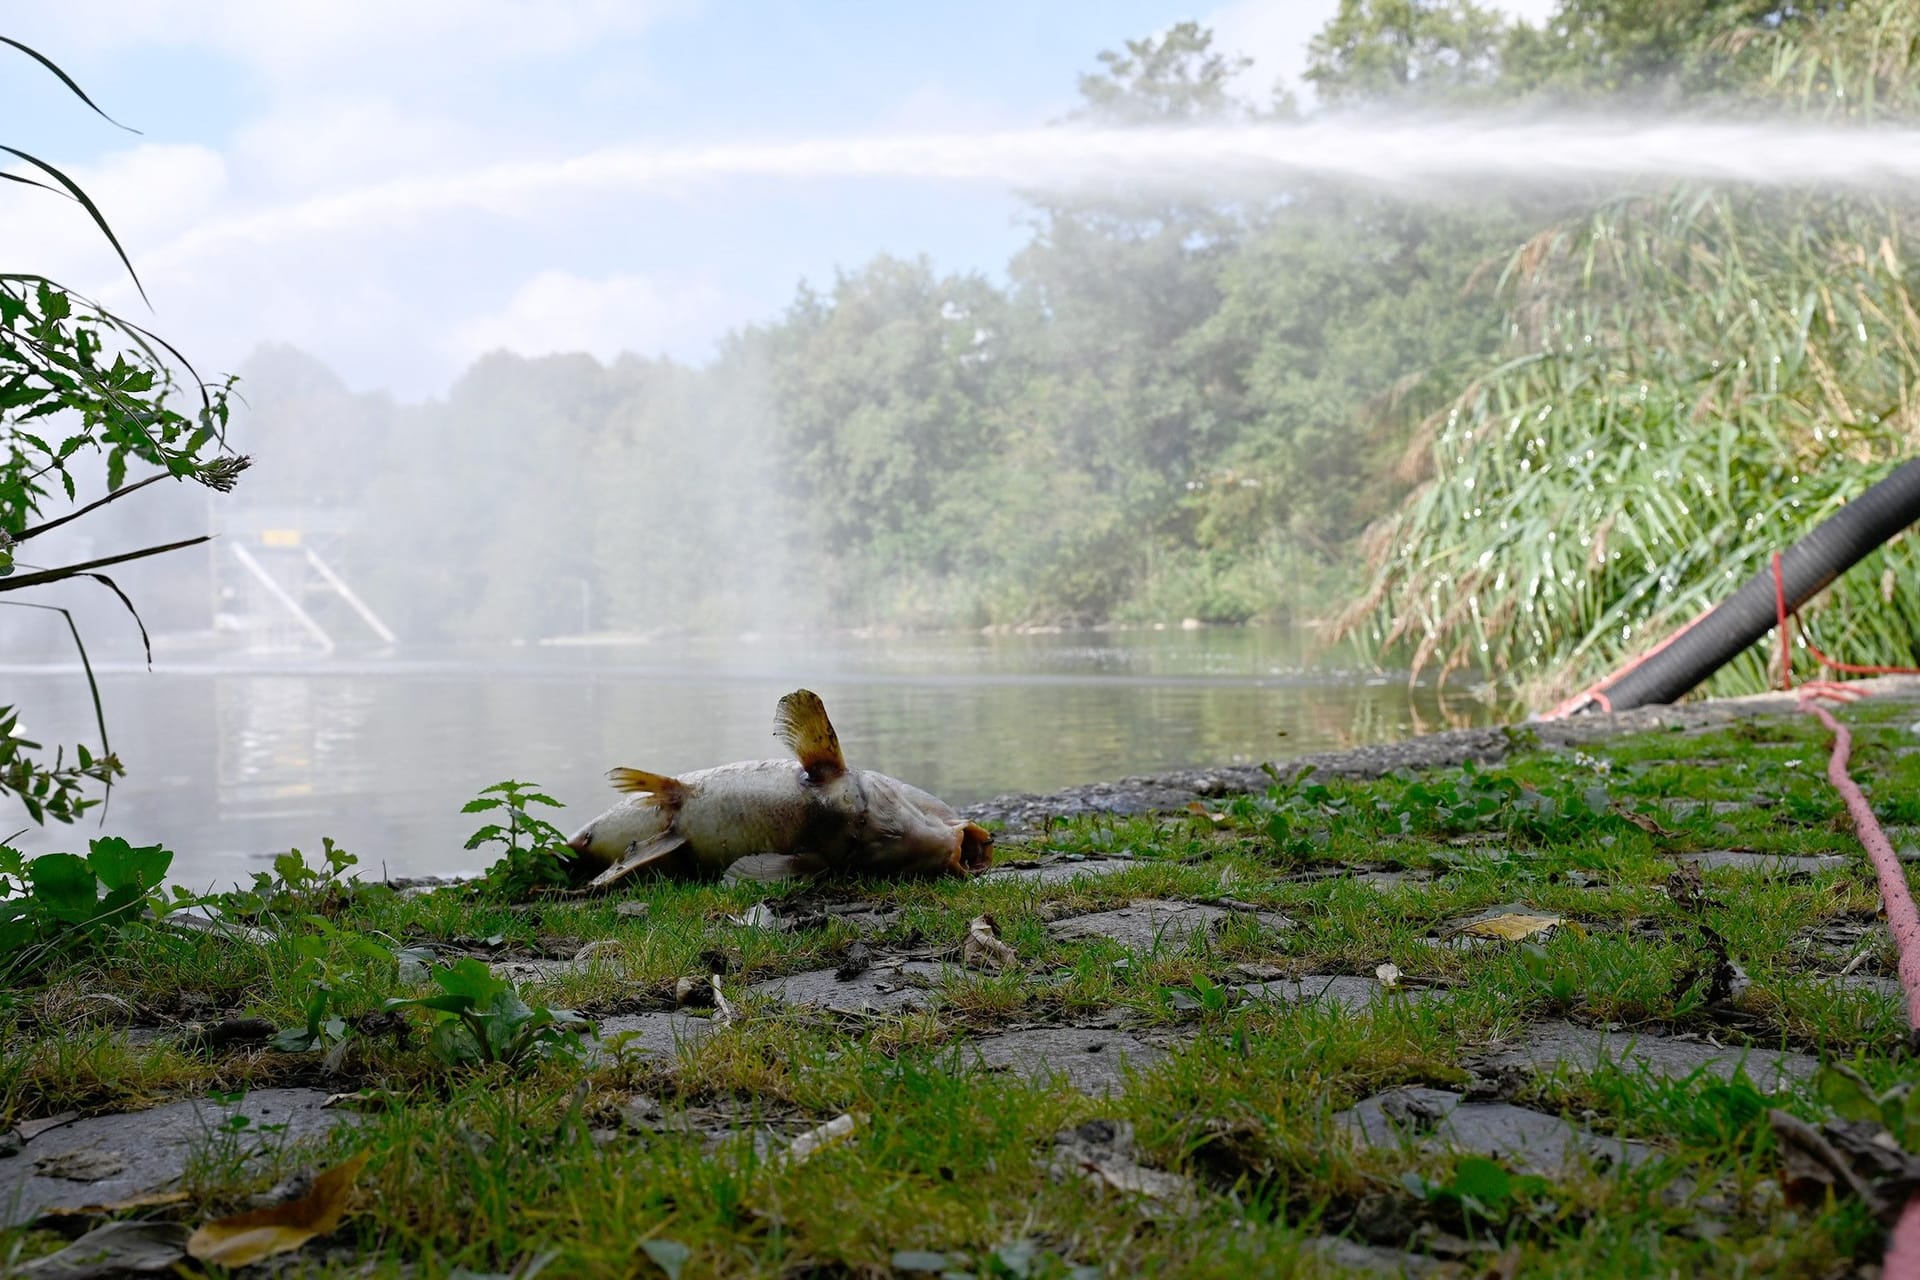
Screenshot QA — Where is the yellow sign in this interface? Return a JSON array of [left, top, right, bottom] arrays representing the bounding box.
[[261, 529, 302, 548]]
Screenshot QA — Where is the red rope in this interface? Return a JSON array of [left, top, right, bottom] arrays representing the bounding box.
[[1771, 551, 1920, 688], [1801, 690, 1920, 1276]]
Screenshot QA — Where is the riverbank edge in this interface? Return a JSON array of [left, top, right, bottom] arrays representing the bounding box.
[[962, 677, 1920, 833]]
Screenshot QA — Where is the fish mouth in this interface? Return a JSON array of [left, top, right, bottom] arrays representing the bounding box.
[[566, 828, 593, 854], [958, 822, 993, 874]]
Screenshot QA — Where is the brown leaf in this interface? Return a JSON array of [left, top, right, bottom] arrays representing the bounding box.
[[1455, 912, 1566, 942], [1769, 1109, 1920, 1222], [961, 914, 1017, 972], [1621, 810, 1675, 838], [187, 1150, 370, 1267], [20, 1221, 188, 1277], [34, 1190, 191, 1221]]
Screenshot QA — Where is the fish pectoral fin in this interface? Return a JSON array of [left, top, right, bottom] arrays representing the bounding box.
[[587, 832, 688, 889], [774, 689, 846, 782], [721, 853, 806, 884], [607, 767, 685, 803]]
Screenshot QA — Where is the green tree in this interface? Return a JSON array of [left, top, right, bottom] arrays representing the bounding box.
[[1305, 0, 1511, 104], [1075, 20, 1252, 124]]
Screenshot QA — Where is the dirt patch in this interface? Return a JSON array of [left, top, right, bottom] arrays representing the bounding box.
[[0, 1088, 343, 1226]]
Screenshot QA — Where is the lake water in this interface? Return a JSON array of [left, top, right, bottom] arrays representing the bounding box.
[[5, 628, 1519, 888]]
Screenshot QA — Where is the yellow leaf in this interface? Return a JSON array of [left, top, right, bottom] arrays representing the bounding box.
[[1456, 912, 1565, 942], [187, 1150, 369, 1267]]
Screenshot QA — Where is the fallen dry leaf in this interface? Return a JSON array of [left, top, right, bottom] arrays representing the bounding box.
[[1455, 912, 1566, 942], [962, 914, 1018, 972], [730, 903, 779, 930], [780, 1113, 861, 1166], [20, 1221, 188, 1277], [1769, 1108, 1920, 1221], [34, 1190, 191, 1221], [187, 1150, 370, 1267], [1049, 1120, 1196, 1215], [710, 976, 737, 1028], [1620, 809, 1676, 838]]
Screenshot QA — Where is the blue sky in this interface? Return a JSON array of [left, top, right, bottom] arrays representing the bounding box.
[[0, 1, 1553, 398]]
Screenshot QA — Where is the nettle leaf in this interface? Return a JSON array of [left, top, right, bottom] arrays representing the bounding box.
[[88, 835, 170, 891], [433, 957, 506, 1002], [27, 852, 97, 922]]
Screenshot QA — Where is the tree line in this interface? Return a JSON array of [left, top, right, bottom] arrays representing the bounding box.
[[220, 1, 1920, 701]]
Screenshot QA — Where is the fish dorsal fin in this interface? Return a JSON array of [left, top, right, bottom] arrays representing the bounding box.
[[607, 768, 685, 804], [774, 689, 845, 783]]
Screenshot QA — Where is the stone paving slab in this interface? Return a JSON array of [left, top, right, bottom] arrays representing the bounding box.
[[1236, 975, 1445, 1012], [1480, 1020, 1820, 1091], [593, 1011, 719, 1061], [0, 1089, 342, 1227], [1679, 850, 1851, 875], [1047, 899, 1288, 952], [746, 961, 948, 1012], [962, 1026, 1174, 1095], [977, 856, 1138, 885], [1337, 1086, 1653, 1175]]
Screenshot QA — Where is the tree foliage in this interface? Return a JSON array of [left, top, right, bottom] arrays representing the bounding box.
[[197, 1, 1920, 706]]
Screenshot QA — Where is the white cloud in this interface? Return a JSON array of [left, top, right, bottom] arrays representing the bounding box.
[[16, 1, 689, 93], [449, 270, 735, 367]]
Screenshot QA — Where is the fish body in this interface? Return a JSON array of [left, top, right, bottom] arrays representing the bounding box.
[[565, 690, 992, 888]]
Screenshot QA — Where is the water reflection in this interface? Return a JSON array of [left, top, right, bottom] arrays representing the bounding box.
[[5, 627, 1521, 887]]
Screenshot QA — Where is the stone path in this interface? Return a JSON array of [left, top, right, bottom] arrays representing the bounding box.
[[0, 1089, 344, 1228]]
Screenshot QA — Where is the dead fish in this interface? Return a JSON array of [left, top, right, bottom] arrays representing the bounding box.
[[565, 689, 993, 889]]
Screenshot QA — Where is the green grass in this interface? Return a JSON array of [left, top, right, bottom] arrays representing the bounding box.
[[7, 693, 1920, 1275]]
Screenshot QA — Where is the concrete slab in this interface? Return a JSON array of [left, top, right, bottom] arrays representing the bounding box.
[[963, 1027, 1171, 1095], [1236, 975, 1446, 1012], [1048, 899, 1287, 953], [1481, 1020, 1820, 1091], [746, 961, 947, 1013], [0, 1089, 343, 1227], [1337, 1086, 1653, 1175], [1679, 850, 1851, 875]]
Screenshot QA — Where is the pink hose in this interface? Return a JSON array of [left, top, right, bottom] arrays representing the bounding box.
[[1801, 693, 1920, 1276]]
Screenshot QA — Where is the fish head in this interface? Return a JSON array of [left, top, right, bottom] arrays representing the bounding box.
[[958, 821, 994, 873], [853, 771, 994, 878], [565, 794, 676, 877]]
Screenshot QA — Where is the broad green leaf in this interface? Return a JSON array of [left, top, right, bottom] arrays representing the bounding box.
[[28, 852, 98, 923], [87, 835, 170, 891]]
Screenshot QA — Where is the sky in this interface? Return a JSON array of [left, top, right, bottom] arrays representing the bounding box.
[[0, 0, 1557, 400]]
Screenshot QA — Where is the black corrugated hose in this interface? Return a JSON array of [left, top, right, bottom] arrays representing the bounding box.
[[1587, 456, 1920, 713]]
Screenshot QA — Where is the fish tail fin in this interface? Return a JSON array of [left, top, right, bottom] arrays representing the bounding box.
[[774, 689, 846, 782], [608, 767, 685, 805]]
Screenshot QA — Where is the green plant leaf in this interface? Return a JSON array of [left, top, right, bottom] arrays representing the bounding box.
[[28, 852, 98, 923], [87, 835, 169, 891]]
